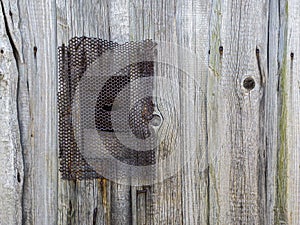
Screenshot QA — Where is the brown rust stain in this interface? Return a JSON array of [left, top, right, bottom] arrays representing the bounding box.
[[102, 178, 107, 207]]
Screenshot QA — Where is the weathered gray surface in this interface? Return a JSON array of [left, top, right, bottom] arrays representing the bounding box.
[[0, 0, 299, 224], [286, 0, 300, 224], [208, 0, 269, 224], [56, 0, 110, 224], [0, 0, 58, 224], [0, 1, 23, 224]]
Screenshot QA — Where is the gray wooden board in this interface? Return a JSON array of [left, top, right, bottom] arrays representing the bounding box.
[[0, 0, 299, 224]]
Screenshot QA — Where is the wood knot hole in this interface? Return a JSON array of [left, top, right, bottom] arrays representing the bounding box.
[[243, 77, 255, 90], [219, 46, 223, 55], [291, 52, 294, 59], [149, 114, 162, 127]]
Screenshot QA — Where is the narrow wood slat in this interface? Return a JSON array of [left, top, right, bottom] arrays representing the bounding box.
[[286, 0, 300, 224], [0, 1, 23, 224], [208, 0, 269, 224], [0, 0, 58, 224], [56, 0, 111, 224]]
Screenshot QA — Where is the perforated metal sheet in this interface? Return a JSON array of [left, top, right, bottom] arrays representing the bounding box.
[[58, 37, 156, 180]]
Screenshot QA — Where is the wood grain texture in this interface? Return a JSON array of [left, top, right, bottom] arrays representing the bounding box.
[[286, 0, 300, 224], [0, 1, 23, 224], [56, 0, 133, 224], [130, 1, 183, 224], [274, 1, 289, 224], [151, 0, 210, 224], [56, 0, 111, 224], [266, 0, 280, 224], [208, 0, 269, 224], [17, 0, 58, 224], [0, 0, 58, 224], [0, 0, 299, 224]]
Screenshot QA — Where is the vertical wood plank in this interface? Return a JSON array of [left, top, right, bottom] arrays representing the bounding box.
[[208, 0, 269, 224], [1, 0, 59, 224], [271, 1, 293, 224], [13, 0, 58, 224], [128, 1, 155, 224], [266, 0, 280, 224], [128, 0, 211, 224], [178, 1, 211, 224], [56, 0, 111, 224], [148, 1, 183, 224], [57, 0, 135, 224], [207, 1, 223, 223], [0, 0, 298, 224], [286, 0, 300, 224], [0, 1, 23, 224], [107, 0, 132, 224], [274, 1, 289, 224]]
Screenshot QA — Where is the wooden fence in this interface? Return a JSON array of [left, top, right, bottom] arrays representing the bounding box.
[[0, 0, 299, 224]]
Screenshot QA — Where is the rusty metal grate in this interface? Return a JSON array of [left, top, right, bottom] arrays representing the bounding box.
[[58, 37, 156, 180]]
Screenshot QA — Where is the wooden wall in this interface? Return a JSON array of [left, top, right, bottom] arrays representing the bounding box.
[[0, 0, 299, 224]]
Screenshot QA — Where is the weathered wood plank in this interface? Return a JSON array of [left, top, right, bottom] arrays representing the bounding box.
[[128, 1, 156, 224], [18, 0, 58, 224], [107, 0, 133, 224], [0, 0, 58, 224], [147, 0, 183, 224], [207, 1, 224, 223], [266, 0, 280, 224], [56, 0, 111, 224], [273, 1, 290, 224], [128, 3, 159, 225], [56, 0, 136, 224], [1, 0, 299, 224], [286, 0, 300, 224], [128, 0, 211, 224], [177, 1, 210, 224], [208, 0, 269, 224], [0, 1, 23, 224]]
